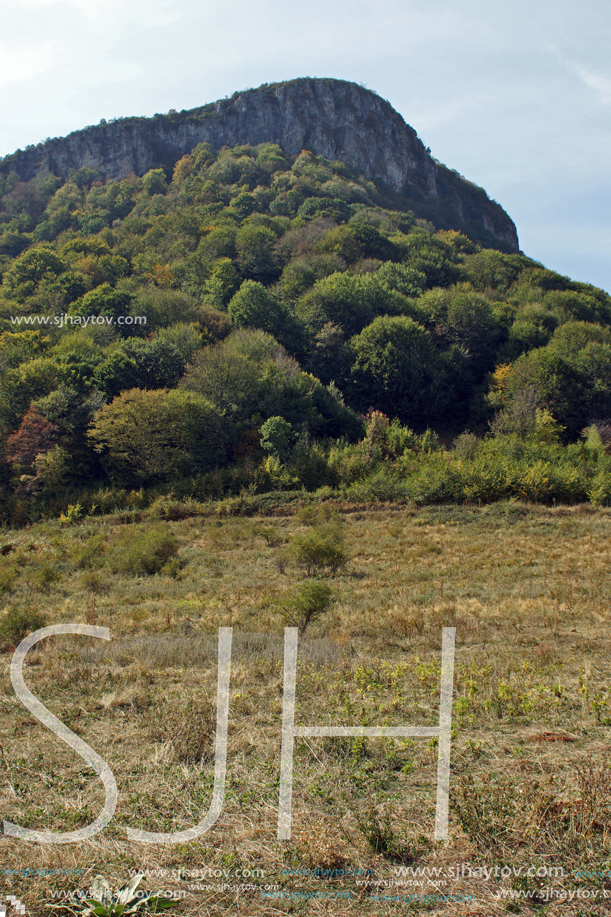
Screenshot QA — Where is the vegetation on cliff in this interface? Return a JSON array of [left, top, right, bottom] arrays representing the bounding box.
[[0, 139, 610, 523]]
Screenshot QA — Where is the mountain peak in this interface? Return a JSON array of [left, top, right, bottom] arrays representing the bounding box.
[[0, 78, 518, 250]]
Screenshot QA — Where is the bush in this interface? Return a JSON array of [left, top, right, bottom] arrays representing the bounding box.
[[0, 564, 17, 595], [288, 522, 348, 575], [0, 606, 47, 649], [295, 503, 338, 526], [80, 571, 111, 594], [258, 524, 286, 547], [588, 471, 611, 507], [109, 526, 179, 576], [279, 580, 336, 635], [74, 534, 107, 569], [34, 562, 61, 592]]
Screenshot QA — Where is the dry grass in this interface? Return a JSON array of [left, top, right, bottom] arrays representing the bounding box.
[[1, 502, 611, 914]]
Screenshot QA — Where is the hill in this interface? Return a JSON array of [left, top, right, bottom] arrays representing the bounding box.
[[1, 81, 611, 917], [0, 78, 610, 523], [0, 78, 518, 252]]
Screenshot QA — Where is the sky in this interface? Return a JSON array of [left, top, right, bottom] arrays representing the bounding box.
[[1, 0, 610, 291]]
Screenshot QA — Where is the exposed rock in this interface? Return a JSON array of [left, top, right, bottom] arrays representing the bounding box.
[[0, 78, 518, 250]]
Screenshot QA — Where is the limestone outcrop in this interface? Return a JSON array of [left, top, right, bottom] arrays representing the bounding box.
[[0, 78, 518, 250]]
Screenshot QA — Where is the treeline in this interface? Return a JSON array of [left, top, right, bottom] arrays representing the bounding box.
[[0, 141, 610, 522]]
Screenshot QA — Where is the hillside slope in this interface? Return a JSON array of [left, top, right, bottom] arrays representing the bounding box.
[[1, 80, 611, 524]]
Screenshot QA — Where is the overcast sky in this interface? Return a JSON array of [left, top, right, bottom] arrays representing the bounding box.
[[1, 0, 610, 291]]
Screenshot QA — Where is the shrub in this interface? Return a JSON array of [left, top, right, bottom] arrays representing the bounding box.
[[288, 522, 348, 575], [59, 502, 83, 524], [34, 562, 61, 592], [0, 564, 17, 595], [0, 606, 47, 649], [589, 471, 611, 507], [109, 527, 179, 576], [258, 524, 286, 547], [74, 534, 107, 569], [279, 580, 336, 635], [453, 432, 480, 460], [295, 503, 337, 526], [80, 571, 110, 594]]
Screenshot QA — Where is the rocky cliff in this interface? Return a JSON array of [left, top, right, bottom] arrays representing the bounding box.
[[0, 78, 518, 250]]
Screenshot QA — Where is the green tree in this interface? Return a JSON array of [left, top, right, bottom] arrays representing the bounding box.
[[180, 337, 262, 420], [297, 272, 379, 337], [228, 280, 288, 339], [204, 258, 241, 308], [401, 230, 460, 288], [260, 416, 293, 457], [70, 283, 132, 320], [3, 246, 67, 301], [93, 334, 193, 397], [0, 358, 61, 427], [279, 580, 336, 635], [142, 169, 168, 196], [235, 224, 279, 282], [88, 388, 226, 483], [376, 261, 427, 297], [549, 321, 611, 357], [349, 315, 442, 424], [317, 223, 401, 264]]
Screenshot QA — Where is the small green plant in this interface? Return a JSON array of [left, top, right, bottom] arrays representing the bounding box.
[[67, 874, 177, 915], [59, 502, 83, 524], [0, 606, 47, 649], [279, 580, 336, 635], [355, 805, 431, 864]]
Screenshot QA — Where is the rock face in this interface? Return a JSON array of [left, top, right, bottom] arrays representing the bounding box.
[[0, 78, 518, 250]]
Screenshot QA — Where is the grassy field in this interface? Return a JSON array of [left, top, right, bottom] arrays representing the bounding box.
[[1, 499, 611, 915]]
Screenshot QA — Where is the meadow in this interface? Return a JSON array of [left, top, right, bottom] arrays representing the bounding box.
[[1, 498, 611, 915]]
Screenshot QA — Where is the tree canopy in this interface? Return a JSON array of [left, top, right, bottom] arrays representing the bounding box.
[[1, 138, 611, 519]]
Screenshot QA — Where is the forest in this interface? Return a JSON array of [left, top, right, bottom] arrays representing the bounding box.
[[1, 140, 611, 524]]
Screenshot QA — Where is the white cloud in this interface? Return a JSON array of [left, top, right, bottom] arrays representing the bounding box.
[[10, 0, 177, 28], [0, 42, 55, 86], [14, 0, 116, 11], [575, 66, 611, 104]]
